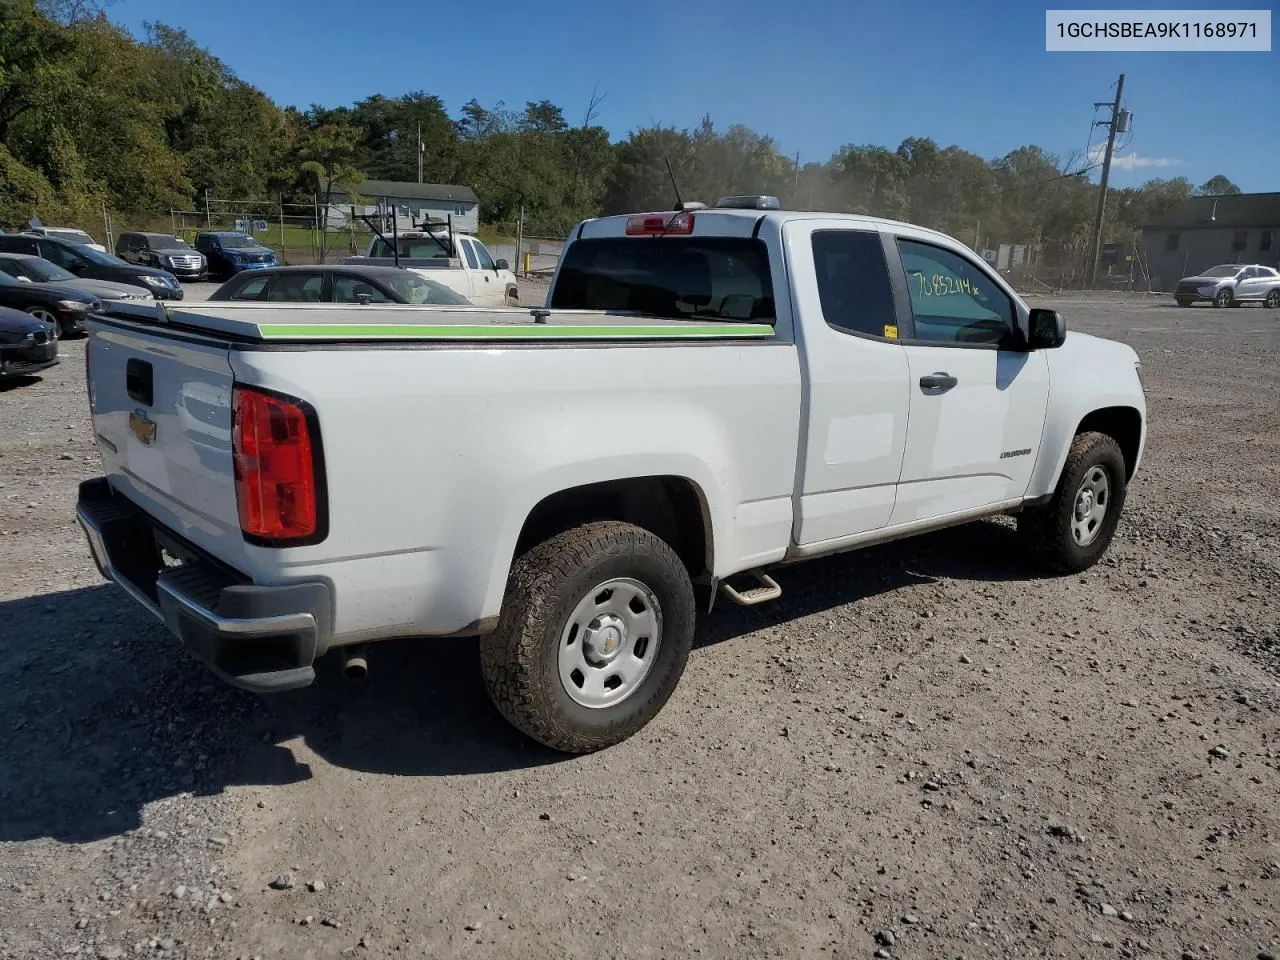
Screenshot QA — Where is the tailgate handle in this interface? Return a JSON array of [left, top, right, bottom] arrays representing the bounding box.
[[126, 358, 153, 406]]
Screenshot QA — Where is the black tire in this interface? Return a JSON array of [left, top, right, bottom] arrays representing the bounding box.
[[1017, 431, 1128, 574], [1265, 289, 1280, 309], [1215, 288, 1232, 308], [1175, 298, 1192, 307], [480, 521, 696, 753]]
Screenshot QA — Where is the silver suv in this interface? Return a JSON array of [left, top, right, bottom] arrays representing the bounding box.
[[1175, 263, 1280, 308]]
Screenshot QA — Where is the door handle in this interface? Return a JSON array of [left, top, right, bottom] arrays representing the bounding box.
[[919, 372, 958, 392]]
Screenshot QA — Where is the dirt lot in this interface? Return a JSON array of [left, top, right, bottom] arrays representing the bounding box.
[[1, 294, 1276, 960]]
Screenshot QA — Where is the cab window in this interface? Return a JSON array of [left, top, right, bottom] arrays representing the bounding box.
[[812, 230, 897, 339], [896, 239, 1013, 346]]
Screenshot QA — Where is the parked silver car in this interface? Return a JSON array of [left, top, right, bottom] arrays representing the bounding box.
[[1175, 263, 1280, 308]]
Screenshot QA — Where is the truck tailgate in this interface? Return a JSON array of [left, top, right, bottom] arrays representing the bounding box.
[[88, 320, 243, 561]]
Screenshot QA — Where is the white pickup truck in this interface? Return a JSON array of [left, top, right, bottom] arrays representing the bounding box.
[[77, 196, 1146, 753], [341, 230, 518, 306]]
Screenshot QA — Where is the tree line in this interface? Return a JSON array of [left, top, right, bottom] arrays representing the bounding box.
[[2, 1, 1242, 272]]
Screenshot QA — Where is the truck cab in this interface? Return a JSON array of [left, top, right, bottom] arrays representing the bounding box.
[[350, 231, 517, 306]]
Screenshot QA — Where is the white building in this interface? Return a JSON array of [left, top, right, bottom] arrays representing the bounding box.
[[325, 180, 481, 235]]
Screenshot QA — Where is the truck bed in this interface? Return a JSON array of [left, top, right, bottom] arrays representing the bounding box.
[[143, 302, 776, 343]]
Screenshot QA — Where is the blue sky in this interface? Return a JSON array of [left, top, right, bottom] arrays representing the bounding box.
[[109, 0, 1277, 192]]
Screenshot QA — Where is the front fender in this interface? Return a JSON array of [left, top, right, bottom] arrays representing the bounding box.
[[1027, 333, 1146, 499]]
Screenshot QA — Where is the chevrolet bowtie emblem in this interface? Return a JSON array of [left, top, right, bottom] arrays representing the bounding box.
[[129, 409, 157, 445]]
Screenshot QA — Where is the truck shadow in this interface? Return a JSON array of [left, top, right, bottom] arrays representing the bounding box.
[[0, 520, 1043, 845]]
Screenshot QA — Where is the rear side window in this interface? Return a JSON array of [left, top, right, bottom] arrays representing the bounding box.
[[228, 275, 271, 300], [266, 273, 325, 302], [550, 237, 775, 322], [812, 230, 897, 338]]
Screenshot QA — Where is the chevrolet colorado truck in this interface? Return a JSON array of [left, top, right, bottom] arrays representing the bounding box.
[[341, 230, 518, 306], [77, 196, 1146, 753]]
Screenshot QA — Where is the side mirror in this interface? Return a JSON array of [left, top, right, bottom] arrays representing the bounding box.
[[69, 259, 88, 273], [494, 259, 509, 272], [1027, 308, 1067, 349]]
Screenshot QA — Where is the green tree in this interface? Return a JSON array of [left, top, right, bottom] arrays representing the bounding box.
[[297, 116, 366, 259], [1196, 175, 1241, 196]]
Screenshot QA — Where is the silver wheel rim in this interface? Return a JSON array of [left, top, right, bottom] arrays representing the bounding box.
[[1267, 291, 1280, 308], [1216, 290, 1230, 307], [1071, 466, 1110, 547], [27, 307, 57, 336], [558, 577, 662, 709]]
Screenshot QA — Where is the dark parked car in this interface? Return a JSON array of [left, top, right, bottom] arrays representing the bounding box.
[[194, 232, 278, 281], [0, 234, 182, 300], [115, 232, 207, 281], [0, 269, 99, 338], [0, 253, 151, 304], [209, 264, 472, 305], [1175, 263, 1280, 308], [0, 305, 58, 378]]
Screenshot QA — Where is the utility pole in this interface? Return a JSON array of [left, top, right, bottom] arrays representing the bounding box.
[[417, 123, 423, 184], [793, 151, 800, 203], [1086, 73, 1124, 288]]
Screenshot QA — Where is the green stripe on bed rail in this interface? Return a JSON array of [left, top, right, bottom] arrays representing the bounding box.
[[254, 323, 775, 341]]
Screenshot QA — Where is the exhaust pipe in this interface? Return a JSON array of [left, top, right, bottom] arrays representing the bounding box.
[[342, 646, 368, 681]]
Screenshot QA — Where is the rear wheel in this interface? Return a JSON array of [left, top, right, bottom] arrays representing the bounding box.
[[479, 521, 695, 753], [24, 306, 60, 339], [1018, 432, 1128, 574], [1215, 288, 1233, 308], [1266, 289, 1280, 309]]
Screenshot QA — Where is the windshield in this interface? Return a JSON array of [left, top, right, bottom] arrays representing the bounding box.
[[370, 235, 454, 259], [385, 272, 470, 305], [2, 258, 75, 282], [1201, 265, 1242, 277], [152, 237, 193, 251], [549, 237, 776, 322], [218, 234, 265, 249]]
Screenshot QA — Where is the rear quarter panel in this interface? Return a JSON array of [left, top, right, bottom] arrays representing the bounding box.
[[230, 340, 802, 640]]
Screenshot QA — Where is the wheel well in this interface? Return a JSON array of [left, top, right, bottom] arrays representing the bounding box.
[[515, 477, 711, 577], [1076, 406, 1142, 479]]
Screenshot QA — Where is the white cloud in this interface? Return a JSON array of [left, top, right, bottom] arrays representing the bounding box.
[[1087, 145, 1179, 170]]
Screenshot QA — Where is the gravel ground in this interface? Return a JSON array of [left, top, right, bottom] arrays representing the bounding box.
[[1, 294, 1277, 960]]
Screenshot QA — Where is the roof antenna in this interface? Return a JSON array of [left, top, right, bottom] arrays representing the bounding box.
[[664, 157, 684, 212]]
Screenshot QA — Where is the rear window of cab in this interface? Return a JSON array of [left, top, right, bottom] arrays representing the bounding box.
[[550, 237, 775, 323]]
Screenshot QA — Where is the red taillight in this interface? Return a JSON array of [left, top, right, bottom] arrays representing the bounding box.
[[232, 386, 323, 544], [625, 211, 695, 236]]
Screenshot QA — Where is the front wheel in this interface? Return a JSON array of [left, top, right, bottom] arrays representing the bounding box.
[[1018, 432, 1128, 574], [1215, 288, 1233, 308], [480, 521, 695, 753]]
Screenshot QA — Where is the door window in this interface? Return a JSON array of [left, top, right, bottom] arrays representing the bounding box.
[[460, 239, 480, 270], [265, 273, 325, 302], [473, 241, 496, 270], [896, 239, 1014, 346], [333, 275, 392, 303], [811, 230, 898, 339]]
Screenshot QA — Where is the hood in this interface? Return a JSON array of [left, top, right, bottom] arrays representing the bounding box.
[[58, 277, 150, 300], [1055, 329, 1140, 366], [0, 304, 48, 334], [1179, 274, 1231, 284], [15, 281, 98, 306]]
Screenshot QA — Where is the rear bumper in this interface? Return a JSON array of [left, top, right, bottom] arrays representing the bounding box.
[[75, 477, 329, 693]]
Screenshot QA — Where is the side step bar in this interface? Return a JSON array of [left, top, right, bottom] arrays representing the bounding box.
[[719, 570, 782, 606]]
